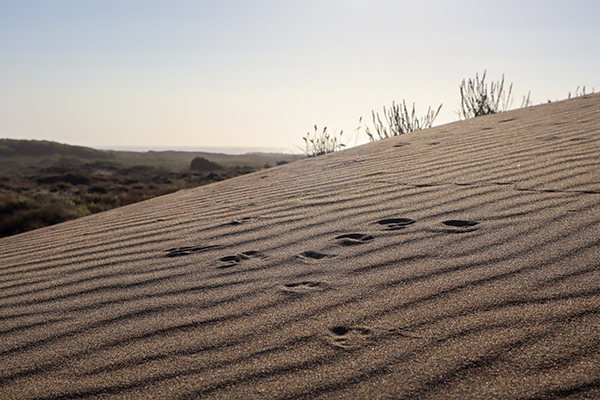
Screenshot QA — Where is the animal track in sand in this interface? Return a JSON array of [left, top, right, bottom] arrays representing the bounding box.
[[218, 251, 264, 269], [335, 233, 374, 246], [328, 326, 372, 349], [296, 250, 334, 262], [377, 218, 416, 231], [225, 217, 253, 226], [165, 245, 222, 257], [442, 220, 479, 227], [441, 220, 479, 233], [219, 217, 253, 227], [326, 325, 421, 349], [281, 281, 326, 294]]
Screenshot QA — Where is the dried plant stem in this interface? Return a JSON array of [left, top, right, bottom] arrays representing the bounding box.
[[301, 125, 345, 157], [458, 71, 513, 119], [365, 100, 442, 142]]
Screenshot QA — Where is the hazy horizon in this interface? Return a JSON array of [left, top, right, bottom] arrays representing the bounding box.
[[1, 1, 599, 152], [93, 144, 301, 154]]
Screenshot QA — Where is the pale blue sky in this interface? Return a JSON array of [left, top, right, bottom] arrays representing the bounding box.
[[1, 0, 599, 152]]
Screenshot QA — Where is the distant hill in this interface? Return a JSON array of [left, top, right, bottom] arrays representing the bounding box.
[[0, 139, 303, 173], [0, 139, 304, 238]]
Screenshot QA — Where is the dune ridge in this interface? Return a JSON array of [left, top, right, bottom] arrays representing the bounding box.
[[1, 94, 600, 399]]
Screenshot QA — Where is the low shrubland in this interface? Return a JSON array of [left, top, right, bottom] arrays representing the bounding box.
[[0, 161, 257, 238], [0, 139, 301, 173]]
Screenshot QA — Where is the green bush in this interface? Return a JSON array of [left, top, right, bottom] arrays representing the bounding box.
[[0, 194, 90, 237], [190, 157, 222, 171], [116, 165, 166, 175], [0, 196, 33, 213], [0, 145, 15, 156]]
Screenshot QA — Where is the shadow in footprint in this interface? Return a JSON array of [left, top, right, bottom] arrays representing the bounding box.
[[442, 220, 479, 233], [296, 250, 333, 262], [218, 250, 263, 269], [221, 217, 253, 227], [335, 233, 374, 246], [328, 326, 372, 349], [282, 281, 327, 294], [165, 245, 222, 258], [377, 218, 416, 231]]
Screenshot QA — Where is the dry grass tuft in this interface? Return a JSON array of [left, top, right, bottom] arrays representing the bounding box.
[[301, 125, 346, 157], [458, 71, 531, 119], [365, 100, 442, 141]]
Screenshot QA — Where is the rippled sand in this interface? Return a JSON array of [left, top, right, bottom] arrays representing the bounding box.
[[2, 94, 600, 399]]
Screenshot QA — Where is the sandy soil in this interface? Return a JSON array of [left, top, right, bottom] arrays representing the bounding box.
[[1, 93, 600, 399]]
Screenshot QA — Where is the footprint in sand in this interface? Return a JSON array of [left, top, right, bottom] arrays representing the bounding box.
[[165, 244, 222, 258], [441, 220, 479, 233], [377, 218, 416, 231], [224, 217, 253, 226], [281, 281, 327, 294], [327, 325, 421, 349], [218, 250, 264, 269], [296, 250, 334, 262], [328, 326, 372, 349], [335, 233, 374, 246]]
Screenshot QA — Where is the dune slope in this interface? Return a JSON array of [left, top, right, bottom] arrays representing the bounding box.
[[2, 94, 600, 399]]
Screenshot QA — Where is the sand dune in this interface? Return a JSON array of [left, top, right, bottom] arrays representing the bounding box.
[[2, 94, 600, 399]]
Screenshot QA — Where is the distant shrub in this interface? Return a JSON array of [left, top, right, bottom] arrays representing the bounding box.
[[37, 174, 90, 185], [302, 125, 345, 157], [0, 193, 90, 237], [0, 196, 32, 213], [458, 71, 531, 120], [88, 186, 108, 194], [190, 157, 222, 171], [116, 165, 166, 175], [0, 145, 15, 156], [55, 155, 84, 166], [365, 100, 442, 142]]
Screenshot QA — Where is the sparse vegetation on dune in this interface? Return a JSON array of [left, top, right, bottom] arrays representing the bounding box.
[[568, 86, 595, 99], [458, 71, 531, 119], [303, 70, 541, 150], [301, 125, 346, 157], [365, 100, 442, 142], [3, 74, 590, 237]]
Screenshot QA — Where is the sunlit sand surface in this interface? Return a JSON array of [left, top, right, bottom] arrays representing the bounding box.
[[2, 94, 600, 399]]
